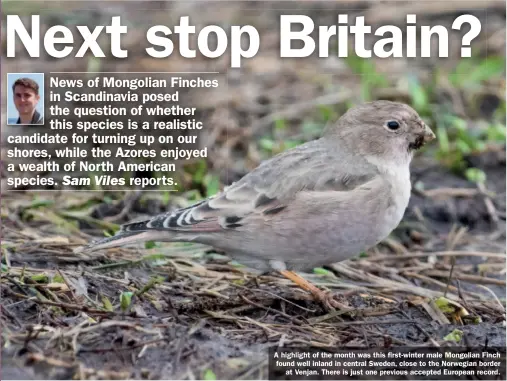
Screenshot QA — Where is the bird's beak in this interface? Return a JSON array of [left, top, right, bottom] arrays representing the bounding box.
[[423, 124, 436, 143]]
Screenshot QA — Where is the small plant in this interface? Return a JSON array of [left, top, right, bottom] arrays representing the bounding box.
[[345, 55, 388, 101], [203, 369, 217, 380], [407, 75, 432, 117], [433, 110, 505, 175], [465, 168, 487, 184], [120, 291, 134, 311], [449, 56, 505, 89]]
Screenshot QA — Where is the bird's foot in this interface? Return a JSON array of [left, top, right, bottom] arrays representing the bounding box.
[[280, 270, 349, 312], [243, 275, 262, 289], [312, 289, 350, 311], [243, 270, 273, 289]]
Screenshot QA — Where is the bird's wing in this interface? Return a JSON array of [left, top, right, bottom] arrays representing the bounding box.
[[119, 138, 380, 234]]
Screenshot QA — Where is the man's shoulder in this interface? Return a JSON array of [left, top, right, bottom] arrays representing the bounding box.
[[33, 110, 43, 124]]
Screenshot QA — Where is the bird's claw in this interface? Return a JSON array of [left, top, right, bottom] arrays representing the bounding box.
[[314, 290, 350, 312]]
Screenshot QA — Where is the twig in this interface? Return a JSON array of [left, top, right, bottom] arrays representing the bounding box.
[[329, 263, 464, 301], [381, 238, 408, 254], [3, 288, 113, 316], [78, 337, 166, 354], [422, 187, 494, 198], [424, 270, 506, 286], [56, 268, 77, 301], [332, 319, 427, 327], [403, 271, 468, 296], [3, 275, 30, 296], [231, 283, 317, 313], [26, 352, 77, 368], [239, 295, 299, 323], [308, 306, 398, 324], [369, 251, 505, 262], [478, 182, 500, 225], [444, 257, 456, 298], [423, 301, 451, 325], [64, 320, 161, 339], [278, 334, 287, 348], [398, 309, 438, 345], [0, 304, 22, 327], [446, 225, 468, 251], [477, 285, 506, 313]]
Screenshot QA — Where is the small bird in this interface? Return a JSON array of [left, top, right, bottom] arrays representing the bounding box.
[[78, 100, 435, 309]]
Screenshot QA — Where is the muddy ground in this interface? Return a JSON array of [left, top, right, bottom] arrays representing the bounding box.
[[1, 1, 506, 380]]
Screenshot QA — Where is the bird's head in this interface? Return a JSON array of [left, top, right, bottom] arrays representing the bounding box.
[[325, 100, 435, 164]]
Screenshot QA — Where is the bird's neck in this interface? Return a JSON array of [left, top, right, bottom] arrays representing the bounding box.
[[365, 153, 412, 188], [366, 153, 412, 215]]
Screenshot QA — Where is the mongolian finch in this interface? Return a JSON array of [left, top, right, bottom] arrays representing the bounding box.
[[78, 100, 435, 309]]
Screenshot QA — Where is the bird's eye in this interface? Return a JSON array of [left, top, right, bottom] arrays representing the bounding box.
[[386, 121, 400, 130]]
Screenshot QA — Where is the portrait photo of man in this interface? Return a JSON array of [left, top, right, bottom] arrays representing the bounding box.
[[7, 73, 44, 125]]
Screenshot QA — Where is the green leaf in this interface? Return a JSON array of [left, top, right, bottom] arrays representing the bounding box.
[[443, 329, 463, 343], [145, 241, 156, 249], [136, 276, 165, 296], [451, 117, 467, 131], [456, 139, 471, 154], [25, 199, 54, 210], [204, 174, 220, 197], [52, 275, 65, 283], [450, 57, 505, 88], [487, 123, 506, 142], [120, 291, 134, 311], [474, 141, 486, 152], [467, 57, 505, 84], [203, 369, 217, 380], [274, 118, 287, 131], [259, 137, 275, 152], [102, 296, 114, 312], [465, 168, 486, 184], [30, 273, 49, 283], [407, 76, 429, 114], [313, 267, 333, 276], [184, 160, 208, 185], [141, 253, 170, 264], [436, 126, 450, 153], [434, 296, 454, 314]]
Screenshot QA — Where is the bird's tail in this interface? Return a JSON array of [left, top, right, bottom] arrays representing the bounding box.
[[74, 219, 169, 253]]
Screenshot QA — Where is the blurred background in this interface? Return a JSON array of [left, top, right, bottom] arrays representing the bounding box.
[[1, 1, 506, 380]]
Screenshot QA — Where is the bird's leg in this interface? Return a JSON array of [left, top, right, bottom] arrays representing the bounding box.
[[280, 270, 349, 311]]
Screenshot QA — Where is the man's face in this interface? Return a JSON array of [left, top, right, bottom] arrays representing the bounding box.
[[13, 85, 40, 115]]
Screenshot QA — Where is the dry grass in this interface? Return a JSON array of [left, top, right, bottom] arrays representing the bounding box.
[[1, 189, 506, 379]]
